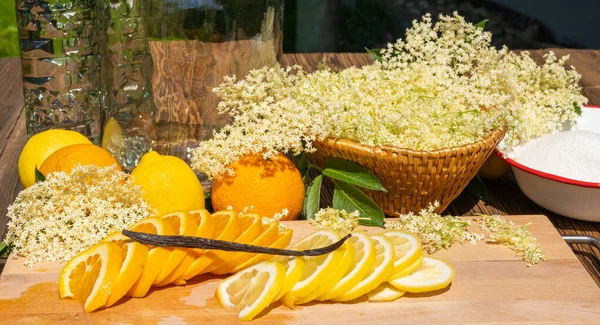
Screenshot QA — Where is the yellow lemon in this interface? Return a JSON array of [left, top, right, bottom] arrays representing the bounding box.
[[388, 256, 456, 293], [18, 129, 91, 188], [131, 151, 205, 216]]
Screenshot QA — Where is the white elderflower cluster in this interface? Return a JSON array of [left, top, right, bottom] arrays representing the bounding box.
[[310, 208, 360, 235], [191, 12, 586, 178], [5, 165, 151, 267], [476, 215, 546, 266], [262, 208, 290, 231], [385, 202, 484, 254]]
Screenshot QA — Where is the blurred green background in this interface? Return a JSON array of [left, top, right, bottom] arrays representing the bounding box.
[[0, 1, 19, 57]]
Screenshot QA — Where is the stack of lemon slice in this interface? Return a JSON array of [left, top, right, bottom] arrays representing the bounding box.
[[217, 229, 456, 321], [58, 209, 291, 312]]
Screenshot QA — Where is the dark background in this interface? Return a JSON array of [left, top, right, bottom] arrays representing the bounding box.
[[1, 0, 598, 57]]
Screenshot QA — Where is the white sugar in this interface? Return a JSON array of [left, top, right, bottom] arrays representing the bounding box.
[[514, 130, 600, 183]]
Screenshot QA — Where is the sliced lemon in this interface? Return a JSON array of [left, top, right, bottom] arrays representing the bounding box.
[[333, 233, 395, 302], [230, 225, 293, 273], [216, 261, 286, 321], [294, 240, 354, 305], [101, 232, 149, 307], [390, 254, 424, 280], [58, 242, 123, 312], [210, 219, 280, 275], [204, 214, 264, 274], [155, 209, 215, 286], [382, 230, 423, 275], [271, 256, 306, 302], [317, 230, 376, 301], [367, 282, 406, 302], [152, 211, 198, 284], [126, 217, 176, 297], [388, 256, 456, 293], [178, 210, 241, 281], [281, 230, 345, 308]]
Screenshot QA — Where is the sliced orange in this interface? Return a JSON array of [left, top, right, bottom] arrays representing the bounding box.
[[154, 209, 215, 286], [153, 211, 198, 284], [203, 213, 263, 274], [126, 217, 176, 297], [231, 226, 293, 273], [58, 242, 123, 312], [101, 232, 149, 307], [178, 210, 241, 281], [210, 217, 279, 275]]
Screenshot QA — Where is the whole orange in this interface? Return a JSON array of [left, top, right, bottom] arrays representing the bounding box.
[[39, 144, 121, 176], [211, 153, 305, 220]]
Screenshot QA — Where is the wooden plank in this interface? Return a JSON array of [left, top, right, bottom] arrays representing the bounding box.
[[1, 216, 599, 324]]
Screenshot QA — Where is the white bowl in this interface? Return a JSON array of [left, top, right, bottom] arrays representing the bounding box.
[[499, 105, 600, 222]]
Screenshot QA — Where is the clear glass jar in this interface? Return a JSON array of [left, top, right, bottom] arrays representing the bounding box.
[[97, 0, 284, 179], [16, 0, 102, 142]]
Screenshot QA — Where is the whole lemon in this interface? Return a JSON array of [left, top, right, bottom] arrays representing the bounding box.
[[211, 153, 305, 220], [131, 151, 205, 216], [39, 144, 121, 177], [18, 129, 92, 188]]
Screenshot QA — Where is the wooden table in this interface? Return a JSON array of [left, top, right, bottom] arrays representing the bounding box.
[[2, 50, 600, 285]]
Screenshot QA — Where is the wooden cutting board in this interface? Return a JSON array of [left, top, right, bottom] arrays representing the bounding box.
[[1, 215, 600, 324]]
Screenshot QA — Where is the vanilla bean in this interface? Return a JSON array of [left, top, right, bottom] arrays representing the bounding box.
[[122, 229, 351, 256]]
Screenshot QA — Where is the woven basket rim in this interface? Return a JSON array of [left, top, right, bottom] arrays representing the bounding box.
[[314, 127, 506, 155]]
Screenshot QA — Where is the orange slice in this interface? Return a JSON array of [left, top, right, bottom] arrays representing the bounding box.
[[58, 242, 123, 312], [178, 210, 241, 281], [101, 232, 149, 307], [154, 209, 215, 286], [126, 217, 176, 297], [153, 211, 198, 284], [231, 226, 293, 273], [205, 213, 264, 274], [210, 220, 280, 275]]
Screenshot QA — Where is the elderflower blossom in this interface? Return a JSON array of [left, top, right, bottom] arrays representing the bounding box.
[[262, 208, 289, 231], [310, 208, 360, 235], [476, 215, 546, 266], [191, 12, 586, 178], [385, 202, 484, 253], [5, 165, 151, 267]]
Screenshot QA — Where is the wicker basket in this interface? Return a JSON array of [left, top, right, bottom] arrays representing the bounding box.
[[310, 128, 506, 216]]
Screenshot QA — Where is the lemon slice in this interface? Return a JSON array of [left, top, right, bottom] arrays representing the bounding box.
[[155, 209, 215, 286], [216, 261, 286, 321], [204, 214, 264, 274], [333, 233, 395, 302], [271, 256, 306, 302], [388, 256, 456, 293], [211, 218, 280, 275], [101, 232, 149, 306], [230, 226, 293, 273], [59, 242, 123, 312], [367, 282, 406, 302], [281, 230, 344, 308], [382, 230, 423, 275], [390, 254, 424, 280], [317, 230, 376, 301], [153, 211, 198, 284], [294, 240, 354, 305], [178, 210, 241, 281], [126, 217, 176, 297]]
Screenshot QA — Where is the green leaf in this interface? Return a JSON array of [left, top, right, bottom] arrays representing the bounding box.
[[296, 152, 309, 178], [332, 180, 385, 227], [34, 166, 46, 183], [0, 242, 10, 258], [474, 19, 489, 30], [574, 102, 582, 115], [322, 158, 386, 192], [303, 175, 322, 220], [466, 175, 489, 202], [365, 47, 383, 63]]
